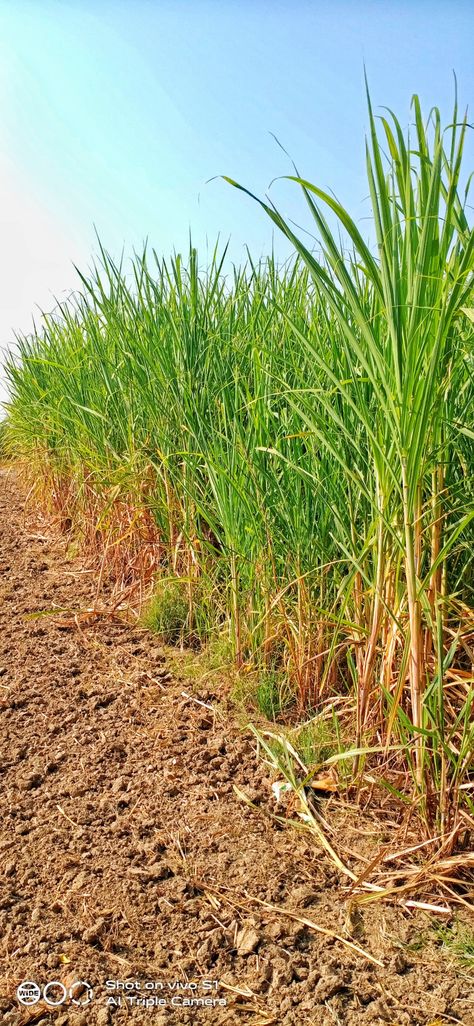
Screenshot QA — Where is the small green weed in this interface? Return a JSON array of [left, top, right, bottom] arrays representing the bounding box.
[[434, 923, 474, 967], [290, 718, 337, 767], [255, 671, 293, 720], [142, 578, 189, 644]]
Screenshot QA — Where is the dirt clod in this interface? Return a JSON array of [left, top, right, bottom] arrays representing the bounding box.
[[235, 924, 261, 955]]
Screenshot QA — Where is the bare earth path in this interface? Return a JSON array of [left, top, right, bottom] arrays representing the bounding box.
[[0, 469, 472, 1026]]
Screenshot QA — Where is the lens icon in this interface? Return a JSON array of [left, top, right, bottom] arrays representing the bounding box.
[[43, 981, 67, 1006], [16, 981, 41, 1006]]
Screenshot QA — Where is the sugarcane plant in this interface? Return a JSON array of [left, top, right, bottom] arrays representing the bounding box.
[[224, 85, 474, 839]]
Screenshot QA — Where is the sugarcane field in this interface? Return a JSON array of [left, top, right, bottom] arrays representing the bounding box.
[[0, 3, 473, 1025]]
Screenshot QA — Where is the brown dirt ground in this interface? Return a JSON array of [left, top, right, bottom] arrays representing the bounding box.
[[0, 468, 473, 1026]]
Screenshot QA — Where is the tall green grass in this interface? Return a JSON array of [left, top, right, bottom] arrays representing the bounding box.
[[5, 92, 474, 842]]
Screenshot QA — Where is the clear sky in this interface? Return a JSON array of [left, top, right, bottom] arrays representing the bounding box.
[[0, 0, 473, 402]]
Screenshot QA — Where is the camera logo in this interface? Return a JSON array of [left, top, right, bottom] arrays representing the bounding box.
[[17, 980, 93, 1007]]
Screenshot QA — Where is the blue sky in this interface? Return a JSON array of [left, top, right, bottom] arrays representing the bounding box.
[[0, 0, 473, 398]]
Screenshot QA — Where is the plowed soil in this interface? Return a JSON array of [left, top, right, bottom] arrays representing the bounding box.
[[0, 468, 472, 1026]]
